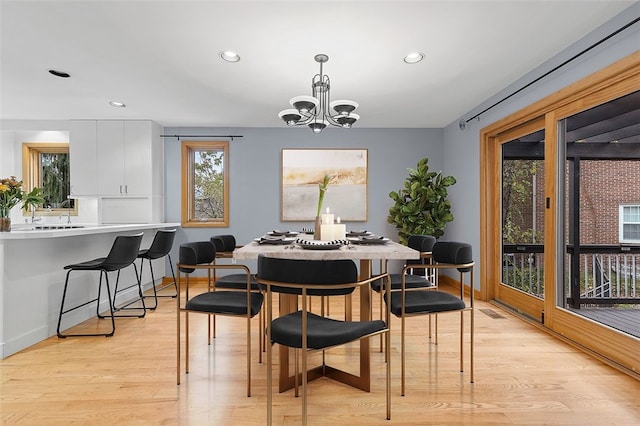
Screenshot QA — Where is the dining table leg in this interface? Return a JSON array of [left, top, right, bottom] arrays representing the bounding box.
[[277, 259, 373, 393]]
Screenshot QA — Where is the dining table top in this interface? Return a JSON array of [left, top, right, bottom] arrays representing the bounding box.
[[233, 234, 420, 261]]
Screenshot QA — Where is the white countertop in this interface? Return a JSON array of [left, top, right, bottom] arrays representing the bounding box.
[[0, 222, 180, 240]]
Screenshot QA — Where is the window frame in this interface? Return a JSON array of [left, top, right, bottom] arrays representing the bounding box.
[[619, 204, 640, 243], [181, 140, 229, 227], [21, 142, 78, 217]]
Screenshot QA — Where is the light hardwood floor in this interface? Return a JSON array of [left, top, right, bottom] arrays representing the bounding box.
[[2, 284, 639, 425]]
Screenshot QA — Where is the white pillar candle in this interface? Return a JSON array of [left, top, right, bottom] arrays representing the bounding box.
[[320, 224, 335, 241], [333, 224, 346, 240], [321, 213, 334, 224]]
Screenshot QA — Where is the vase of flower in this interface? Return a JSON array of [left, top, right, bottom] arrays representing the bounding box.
[[314, 216, 322, 240], [0, 176, 45, 232], [0, 216, 10, 232]]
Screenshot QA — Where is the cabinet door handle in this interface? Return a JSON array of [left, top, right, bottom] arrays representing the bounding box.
[[119, 185, 123, 194], [124, 185, 128, 194]]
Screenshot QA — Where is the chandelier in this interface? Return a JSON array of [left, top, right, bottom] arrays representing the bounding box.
[[278, 54, 360, 133]]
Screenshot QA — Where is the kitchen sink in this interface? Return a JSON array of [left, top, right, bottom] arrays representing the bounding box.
[[33, 225, 85, 230]]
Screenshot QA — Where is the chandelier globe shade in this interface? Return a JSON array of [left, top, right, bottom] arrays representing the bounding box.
[[278, 54, 359, 133]]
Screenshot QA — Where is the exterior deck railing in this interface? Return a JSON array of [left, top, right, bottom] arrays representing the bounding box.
[[502, 244, 640, 307]]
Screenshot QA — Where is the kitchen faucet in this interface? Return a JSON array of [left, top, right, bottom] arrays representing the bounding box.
[[31, 206, 41, 223], [59, 210, 72, 224], [59, 198, 73, 224]]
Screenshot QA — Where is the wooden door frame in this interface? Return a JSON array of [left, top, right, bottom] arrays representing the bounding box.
[[480, 52, 640, 373]]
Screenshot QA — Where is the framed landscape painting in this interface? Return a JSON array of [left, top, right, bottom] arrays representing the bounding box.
[[281, 148, 368, 221]]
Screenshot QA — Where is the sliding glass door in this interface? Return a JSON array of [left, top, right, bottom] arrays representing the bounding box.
[[480, 53, 640, 373], [494, 121, 546, 320], [557, 90, 640, 335]]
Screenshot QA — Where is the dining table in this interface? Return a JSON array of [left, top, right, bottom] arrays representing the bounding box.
[[233, 233, 419, 393]]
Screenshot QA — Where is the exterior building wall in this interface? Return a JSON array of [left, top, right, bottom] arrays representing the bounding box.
[[506, 159, 640, 245], [580, 160, 640, 244]]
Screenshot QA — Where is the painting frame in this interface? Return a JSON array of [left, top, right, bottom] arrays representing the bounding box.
[[281, 148, 368, 222]]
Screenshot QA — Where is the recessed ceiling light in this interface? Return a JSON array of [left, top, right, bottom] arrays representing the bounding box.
[[109, 101, 126, 108], [219, 50, 240, 63], [404, 52, 424, 64], [48, 69, 70, 78]]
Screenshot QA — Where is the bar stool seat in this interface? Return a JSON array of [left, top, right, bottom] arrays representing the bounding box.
[[57, 233, 144, 338]]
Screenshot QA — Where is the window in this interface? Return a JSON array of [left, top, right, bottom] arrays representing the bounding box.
[[22, 143, 77, 216], [181, 141, 229, 227], [620, 205, 640, 243]]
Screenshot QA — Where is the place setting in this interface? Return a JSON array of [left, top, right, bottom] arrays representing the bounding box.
[[345, 229, 390, 245], [254, 230, 299, 245], [295, 238, 350, 250]]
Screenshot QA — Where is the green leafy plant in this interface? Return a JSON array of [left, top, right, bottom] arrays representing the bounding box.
[[316, 174, 331, 217], [387, 157, 456, 244], [0, 176, 45, 217]]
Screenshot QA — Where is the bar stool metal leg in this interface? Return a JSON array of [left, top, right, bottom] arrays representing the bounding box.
[[111, 263, 147, 317], [57, 269, 116, 338]]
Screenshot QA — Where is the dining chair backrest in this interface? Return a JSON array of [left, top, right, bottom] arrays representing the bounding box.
[[145, 229, 176, 259], [210, 234, 236, 253], [407, 235, 436, 253], [257, 255, 358, 296], [432, 241, 473, 272], [179, 241, 216, 273], [103, 233, 144, 271]]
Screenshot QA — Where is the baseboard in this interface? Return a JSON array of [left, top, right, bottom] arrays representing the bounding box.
[[438, 274, 482, 300]]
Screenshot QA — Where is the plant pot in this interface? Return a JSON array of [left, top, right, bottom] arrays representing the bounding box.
[[0, 217, 11, 232]]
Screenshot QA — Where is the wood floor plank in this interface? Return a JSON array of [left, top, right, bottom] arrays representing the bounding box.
[[2, 284, 639, 425]]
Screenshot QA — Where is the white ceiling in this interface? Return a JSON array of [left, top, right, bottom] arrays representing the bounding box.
[[0, 0, 635, 129]]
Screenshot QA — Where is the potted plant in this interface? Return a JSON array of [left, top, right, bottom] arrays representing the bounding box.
[[0, 176, 44, 231], [387, 157, 456, 244]]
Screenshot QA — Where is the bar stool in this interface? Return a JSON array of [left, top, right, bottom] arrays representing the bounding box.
[[136, 228, 177, 310], [57, 233, 144, 338]]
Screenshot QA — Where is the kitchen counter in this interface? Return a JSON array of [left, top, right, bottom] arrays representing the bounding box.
[[0, 222, 180, 240], [0, 222, 180, 358]]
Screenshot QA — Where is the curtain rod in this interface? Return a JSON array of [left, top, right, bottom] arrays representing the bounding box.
[[461, 16, 640, 128], [161, 134, 243, 141]]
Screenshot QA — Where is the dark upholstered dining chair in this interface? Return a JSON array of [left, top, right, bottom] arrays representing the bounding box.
[[209, 234, 264, 354], [176, 241, 263, 397], [371, 234, 437, 350], [371, 234, 437, 294], [384, 241, 475, 396], [256, 255, 391, 425]]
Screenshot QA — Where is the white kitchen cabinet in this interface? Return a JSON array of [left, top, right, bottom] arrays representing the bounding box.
[[69, 120, 98, 197], [97, 120, 161, 196], [69, 119, 164, 223]]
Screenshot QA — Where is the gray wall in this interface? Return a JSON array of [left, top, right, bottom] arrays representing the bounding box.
[[165, 4, 638, 282], [441, 3, 640, 284], [164, 126, 443, 270]]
